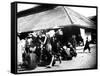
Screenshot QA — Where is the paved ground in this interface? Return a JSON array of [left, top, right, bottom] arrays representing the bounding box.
[[18, 44, 97, 73]]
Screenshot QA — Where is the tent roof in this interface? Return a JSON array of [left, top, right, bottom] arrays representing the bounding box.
[[18, 6, 95, 33]]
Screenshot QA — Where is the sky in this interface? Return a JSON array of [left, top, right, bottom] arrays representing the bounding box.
[[17, 4, 96, 17], [17, 4, 39, 12], [67, 7, 96, 17]]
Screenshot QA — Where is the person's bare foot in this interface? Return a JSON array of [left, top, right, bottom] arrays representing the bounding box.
[[46, 65, 52, 68]]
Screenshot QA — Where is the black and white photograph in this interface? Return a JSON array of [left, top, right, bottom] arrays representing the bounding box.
[[12, 2, 97, 73]]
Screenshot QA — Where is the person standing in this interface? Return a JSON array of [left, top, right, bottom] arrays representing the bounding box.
[[83, 37, 91, 53], [70, 35, 77, 50]]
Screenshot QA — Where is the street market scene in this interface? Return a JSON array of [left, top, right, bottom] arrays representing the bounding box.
[[17, 4, 97, 73]]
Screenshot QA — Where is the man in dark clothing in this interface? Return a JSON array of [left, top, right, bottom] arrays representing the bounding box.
[[83, 37, 91, 53], [46, 29, 63, 68]]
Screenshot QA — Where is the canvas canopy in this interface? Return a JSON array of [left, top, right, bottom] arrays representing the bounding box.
[[18, 6, 95, 33]]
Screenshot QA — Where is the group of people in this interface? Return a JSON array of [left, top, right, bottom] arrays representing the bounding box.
[[17, 28, 91, 70]]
